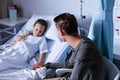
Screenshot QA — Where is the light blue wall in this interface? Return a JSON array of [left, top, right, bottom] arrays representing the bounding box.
[[13, 0, 95, 32], [14, 0, 80, 17]]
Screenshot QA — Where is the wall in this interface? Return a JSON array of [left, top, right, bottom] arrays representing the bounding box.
[[13, 0, 80, 17], [13, 0, 95, 34], [0, 0, 13, 19], [114, 0, 120, 39], [113, 0, 120, 55], [79, 0, 95, 33]]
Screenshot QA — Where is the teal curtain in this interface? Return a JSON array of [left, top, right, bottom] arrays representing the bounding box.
[[88, 0, 115, 61]]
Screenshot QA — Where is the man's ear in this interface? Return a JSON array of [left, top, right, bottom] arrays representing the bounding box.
[[59, 29, 66, 36]]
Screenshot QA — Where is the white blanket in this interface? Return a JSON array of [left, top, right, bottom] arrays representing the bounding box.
[[0, 41, 46, 80], [0, 40, 70, 80], [0, 67, 46, 80]]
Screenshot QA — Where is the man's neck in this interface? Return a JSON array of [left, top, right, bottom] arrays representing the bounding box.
[[66, 35, 81, 49]]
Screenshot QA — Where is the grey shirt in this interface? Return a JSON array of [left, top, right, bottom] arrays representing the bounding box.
[[45, 37, 105, 80]]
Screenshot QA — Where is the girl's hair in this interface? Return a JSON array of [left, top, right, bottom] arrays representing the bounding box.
[[54, 13, 78, 36], [33, 19, 48, 34]]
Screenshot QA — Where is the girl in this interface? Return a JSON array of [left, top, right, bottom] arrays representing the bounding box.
[[0, 19, 48, 71]]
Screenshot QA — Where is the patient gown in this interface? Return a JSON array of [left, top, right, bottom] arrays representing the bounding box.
[[0, 35, 48, 72]]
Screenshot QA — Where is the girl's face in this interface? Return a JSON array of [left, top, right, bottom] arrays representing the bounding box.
[[33, 23, 45, 37]]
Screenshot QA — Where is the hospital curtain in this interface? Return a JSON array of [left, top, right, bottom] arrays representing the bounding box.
[[88, 0, 115, 61]]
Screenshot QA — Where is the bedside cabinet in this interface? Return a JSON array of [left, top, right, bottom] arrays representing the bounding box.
[[0, 17, 28, 44]]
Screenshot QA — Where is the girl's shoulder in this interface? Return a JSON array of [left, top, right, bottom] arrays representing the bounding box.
[[40, 36, 47, 40], [35, 36, 47, 41]]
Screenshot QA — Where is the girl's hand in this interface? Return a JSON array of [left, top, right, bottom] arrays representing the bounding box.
[[16, 36, 24, 41], [33, 63, 44, 70]]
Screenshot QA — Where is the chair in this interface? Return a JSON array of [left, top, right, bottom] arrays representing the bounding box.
[[103, 56, 120, 80], [56, 68, 72, 77], [56, 57, 120, 80]]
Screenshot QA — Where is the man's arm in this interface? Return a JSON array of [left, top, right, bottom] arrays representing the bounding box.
[[45, 50, 73, 69], [45, 62, 67, 69]]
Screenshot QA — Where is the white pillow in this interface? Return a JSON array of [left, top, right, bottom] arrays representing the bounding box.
[[22, 14, 61, 41]]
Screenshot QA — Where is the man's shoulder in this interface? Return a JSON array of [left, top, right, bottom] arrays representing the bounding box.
[[79, 38, 97, 49], [81, 37, 95, 46]]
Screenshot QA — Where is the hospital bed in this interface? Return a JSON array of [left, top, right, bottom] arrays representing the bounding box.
[[0, 14, 71, 80]]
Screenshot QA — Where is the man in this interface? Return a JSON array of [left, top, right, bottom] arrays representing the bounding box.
[[44, 13, 105, 80]]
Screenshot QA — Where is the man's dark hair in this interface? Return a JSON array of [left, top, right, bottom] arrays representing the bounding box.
[[54, 13, 78, 35], [33, 19, 48, 34]]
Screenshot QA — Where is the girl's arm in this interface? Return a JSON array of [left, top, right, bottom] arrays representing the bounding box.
[[33, 53, 45, 70], [37, 53, 45, 66], [13, 36, 24, 45]]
